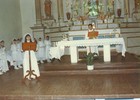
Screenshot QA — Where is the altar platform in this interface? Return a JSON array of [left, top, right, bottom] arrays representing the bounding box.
[[0, 52, 140, 100]]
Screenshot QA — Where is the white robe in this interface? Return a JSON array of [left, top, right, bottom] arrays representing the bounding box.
[[0, 47, 9, 72], [17, 43, 23, 65], [11, 44, 18, 61], [37, 41, 45, 61], [44, 40, 51, 60], [23, 50, 40, 79], [0, 50, 2, 71], [11, 44, 20, 67], [85, 29, 99, 54], [6, 50, 14, 66]]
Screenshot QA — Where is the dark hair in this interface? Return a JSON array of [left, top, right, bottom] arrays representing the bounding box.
[[13, 39, 16, 41], [25, 34, 32, 42], [46, 36, 50, 40], [88, 24, 93, 27], [1, 40, 4, 42]]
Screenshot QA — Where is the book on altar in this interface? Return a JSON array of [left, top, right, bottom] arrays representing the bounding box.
[[22, 42, 37, 51], [88, 31, 98, 39]]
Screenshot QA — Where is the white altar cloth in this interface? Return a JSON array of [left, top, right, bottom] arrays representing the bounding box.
[[54, 38, 126, 63]]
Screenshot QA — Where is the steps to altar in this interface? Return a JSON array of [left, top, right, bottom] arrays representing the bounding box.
[[41, 52, 140, 75]]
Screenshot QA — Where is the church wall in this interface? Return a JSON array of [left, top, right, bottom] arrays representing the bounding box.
[[0, 0, 22, 48], [19, 0, 36, 35]]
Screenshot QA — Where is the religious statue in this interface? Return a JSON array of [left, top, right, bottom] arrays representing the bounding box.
[[44, 0, 52, 19]]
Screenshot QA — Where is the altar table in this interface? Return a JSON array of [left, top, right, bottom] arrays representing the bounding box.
[[57, 38, 126, 63]]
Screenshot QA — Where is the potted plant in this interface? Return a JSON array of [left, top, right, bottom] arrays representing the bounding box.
[[86, 52, 98, 70]]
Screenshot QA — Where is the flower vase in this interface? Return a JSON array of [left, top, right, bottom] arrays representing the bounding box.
[[66, 12, 71, 20], [117, 9, 121, 18]]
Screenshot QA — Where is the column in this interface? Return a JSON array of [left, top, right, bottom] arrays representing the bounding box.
[[128, 0, 135, 18], [125, 0, 130, 17], [57, 0, 64, 21], [103, 45, 111, 62], [135, 0, 137, 12], [35, 0, 42, 25], [70, 46, 78, 63], [40, 0, 46, 19]]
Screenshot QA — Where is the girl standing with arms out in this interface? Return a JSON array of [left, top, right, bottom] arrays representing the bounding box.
[[22, 33, 40, 80], [44, 35, 51, 62]]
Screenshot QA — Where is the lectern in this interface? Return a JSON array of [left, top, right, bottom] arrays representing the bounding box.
[[88, 31, 98, 39], [22, 42, 38, 81]]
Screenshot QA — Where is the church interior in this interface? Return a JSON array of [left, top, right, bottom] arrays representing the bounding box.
[[0, 0, 140, 100]]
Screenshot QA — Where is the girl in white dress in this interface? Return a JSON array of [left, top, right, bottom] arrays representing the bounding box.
[[10, 39, 19, 69], [0, 43, 3, 75], [0, 40, 9, 73], [22, 33, 40, 80], [44, 36, 51, 62], [17, 39, 23, 68], [37, 38, 45, 63]]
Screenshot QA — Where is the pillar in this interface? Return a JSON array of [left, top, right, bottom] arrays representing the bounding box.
[[125, 0, 130, 17], [35, 0, 42, 25], [57, 0, 64, 21]]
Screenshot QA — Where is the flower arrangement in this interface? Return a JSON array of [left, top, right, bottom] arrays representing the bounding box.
[[77, 16, 88, 24], [77, 16, 87, 21]]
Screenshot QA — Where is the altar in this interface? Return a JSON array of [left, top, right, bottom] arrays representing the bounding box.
[[57, 37, 126, 63], [68, 28, 121, 40]]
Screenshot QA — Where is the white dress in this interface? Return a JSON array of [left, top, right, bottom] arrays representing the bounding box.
[[44, 40, 51, 60], [6, 50, 14, 66], [17, 42, 23, 65], [0, 58, 3, 75], [0, 48, 3, 72], [23, 43, 40, 79], [85, 29, 99, 54], [11, 44, 18, 66], [37, 41, 45, 61], [0, 47, 9, 72]]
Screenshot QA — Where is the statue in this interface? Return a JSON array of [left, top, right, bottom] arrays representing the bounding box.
[[44, 0, 52, 19]]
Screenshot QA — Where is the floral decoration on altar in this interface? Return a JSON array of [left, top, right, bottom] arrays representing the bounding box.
[[97, 0, 115, 23], [77, 16, 88, 24], [65, 0, 115, 23]]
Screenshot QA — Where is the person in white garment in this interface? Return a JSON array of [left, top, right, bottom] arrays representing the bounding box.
[[37, 38, 45, 63], [34, 38, 39, 62], [22, 33, 40, 80], [85, 24, 99, 54], [44, 35, 51, 62], [10, 39, 20, 69], [0, 61, 2, 75], [0, 42, 3, 75], [0, 40, 9, 73], [16, 39, 23, 68]]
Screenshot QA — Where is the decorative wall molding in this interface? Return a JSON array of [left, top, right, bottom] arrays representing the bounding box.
[[127, 36, 140, 48]]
